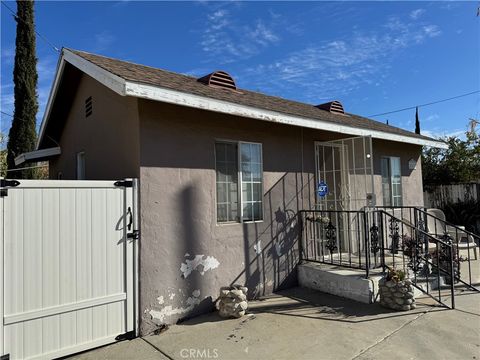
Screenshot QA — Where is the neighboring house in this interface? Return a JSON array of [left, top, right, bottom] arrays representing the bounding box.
[[21, 48, 445, 334]]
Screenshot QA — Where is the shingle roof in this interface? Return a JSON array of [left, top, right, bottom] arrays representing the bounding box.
[[70, 49, 435, 142]]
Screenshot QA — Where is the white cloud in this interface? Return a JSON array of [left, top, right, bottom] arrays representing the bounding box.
[[239, 15, 442, 102], [200, 4, 280, 63], [425, 114, 440, 122], [249, 21, 279, 46], [92, 30, 116, 52], [422, 128, 465, 139], [410, 9, 425, 20]]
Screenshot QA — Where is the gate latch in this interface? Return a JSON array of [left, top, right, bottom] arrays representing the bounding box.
[[127, 230, 139, 240], [0, 179, 20, 197]]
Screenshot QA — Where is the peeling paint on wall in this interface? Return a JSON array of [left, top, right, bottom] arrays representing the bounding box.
[[149, 290, 201, 323], [180, 254, 220, 278]]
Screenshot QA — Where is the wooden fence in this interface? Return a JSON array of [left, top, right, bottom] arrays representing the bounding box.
[[423, 183, 480, 208]]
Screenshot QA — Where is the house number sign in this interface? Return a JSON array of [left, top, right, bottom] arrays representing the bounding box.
[[317, 181, 328, 197]]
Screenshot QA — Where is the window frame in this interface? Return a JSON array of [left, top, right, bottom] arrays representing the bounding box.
[[214, 139, 264, 225], [76, 151, 86, 180], [381, 156, 402, 206]]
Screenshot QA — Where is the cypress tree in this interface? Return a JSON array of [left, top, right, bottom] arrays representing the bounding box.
[[415, 106, 421, 135], [6, 0, 38, 179]]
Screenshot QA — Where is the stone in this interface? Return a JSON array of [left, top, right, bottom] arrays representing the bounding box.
[[405, 292, 414, 299], [401, 305, 411, 311], [395, 298, 405, 305], [386, 281, 395, 288], [394, 292, 405, 298], [410, 303, 417, 310], [405, 299, 414, 305], [217, 286, 249, 318], [230, 290, 244, 298]]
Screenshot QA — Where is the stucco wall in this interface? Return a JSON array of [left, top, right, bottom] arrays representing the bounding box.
[[372, 139, 424, 207], [48, 73, 140, 180], [136, 100, 424, 334]]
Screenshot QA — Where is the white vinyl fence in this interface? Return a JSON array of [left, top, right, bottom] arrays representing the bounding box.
[[1, 179, 138, 360]]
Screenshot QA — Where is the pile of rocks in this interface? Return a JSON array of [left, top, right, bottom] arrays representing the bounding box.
[[216, 285, 248, 318], [379, 278, 416, 311]]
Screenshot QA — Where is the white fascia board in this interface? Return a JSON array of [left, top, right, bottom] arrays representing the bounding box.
[[36, 55, 66, 149], [36, 49, 127, 149], [62, 49, 126, 96], [15, 147, 61, 166], [125, 81, 448, 149]]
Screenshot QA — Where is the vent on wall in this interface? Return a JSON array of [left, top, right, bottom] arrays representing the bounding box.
[[316, 100, 346, 115], [198, 71, 237, 90], [85, 96, 93, 117]]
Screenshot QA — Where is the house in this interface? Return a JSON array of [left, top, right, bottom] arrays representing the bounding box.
[[23, 48, 446, 335]]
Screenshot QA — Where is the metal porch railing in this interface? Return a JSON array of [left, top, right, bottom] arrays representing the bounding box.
[[299, 207, 480, 309]]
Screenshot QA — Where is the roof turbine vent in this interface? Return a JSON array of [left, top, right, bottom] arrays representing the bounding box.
[[198, 71, 237, 90], [316, 100, 346, 115]]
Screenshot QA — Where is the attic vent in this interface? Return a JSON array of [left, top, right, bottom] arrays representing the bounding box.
[[316, 100, 345, 115], [85, 96, 93, 117], [198, 71, 237, 90]]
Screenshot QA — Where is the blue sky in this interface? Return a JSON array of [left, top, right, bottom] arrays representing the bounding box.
[[1, 1, 479, 141]]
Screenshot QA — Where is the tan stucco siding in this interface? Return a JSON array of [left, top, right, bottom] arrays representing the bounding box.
[[372, 139, 424, 207], [136, 100, 424, 333], [49, 73, 140, 180]]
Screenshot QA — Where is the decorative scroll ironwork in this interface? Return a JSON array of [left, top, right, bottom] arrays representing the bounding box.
[[370, 224, 380, 254], [388, 217, 400, 254], [324, 221, 337, 254]]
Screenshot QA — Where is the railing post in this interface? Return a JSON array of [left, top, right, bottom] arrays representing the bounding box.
[[449, 243, 456, 309], [364, 210, 370, 278], [298, 211, 304, 262]]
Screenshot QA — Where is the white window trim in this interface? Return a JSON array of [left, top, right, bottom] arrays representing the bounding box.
[[215, 140, 264, 225]]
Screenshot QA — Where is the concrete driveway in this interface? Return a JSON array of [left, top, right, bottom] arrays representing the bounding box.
[[70, 287, 480, 360]]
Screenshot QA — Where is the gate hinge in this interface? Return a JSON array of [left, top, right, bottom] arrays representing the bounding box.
[[115, 330, 136, 341], [1, 179, 20, 197], [114, 180, 133, 188]]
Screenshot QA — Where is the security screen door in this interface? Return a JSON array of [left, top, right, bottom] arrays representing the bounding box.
[[315, 136, 374, 211], [314, 136, 375, 259]]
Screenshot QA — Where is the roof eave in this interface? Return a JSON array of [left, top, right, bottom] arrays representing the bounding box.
[[37, 50, 448, 150], [125, 80, 447, 149]]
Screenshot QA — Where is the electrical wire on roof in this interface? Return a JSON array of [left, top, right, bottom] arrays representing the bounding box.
[[1, 1, 60, 53], [369, 90, 480, 117]]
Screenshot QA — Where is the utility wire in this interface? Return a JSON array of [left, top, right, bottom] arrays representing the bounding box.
[[369, 90, 480, 117], [1, 1, 60, 53], [1, 111, 13, 117]]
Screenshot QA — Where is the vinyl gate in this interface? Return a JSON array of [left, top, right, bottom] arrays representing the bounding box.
[[0, 179, 139, 360]]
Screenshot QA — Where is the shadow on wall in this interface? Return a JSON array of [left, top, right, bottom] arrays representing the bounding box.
[[178, 186, 215, 314], [234, 171, 314, 299], [151, 171, 315, 327]]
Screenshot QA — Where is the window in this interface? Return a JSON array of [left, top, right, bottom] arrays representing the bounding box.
[[215, 141, 263, 223], [76, 151, 85, 180], [381, 157, 402, 206]]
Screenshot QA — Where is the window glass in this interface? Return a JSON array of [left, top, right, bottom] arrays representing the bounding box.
[[381, 157, 402, 206], [215, 142, 238, 222], [76, 152, 85, 180], [215, 141, 263, 223]]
